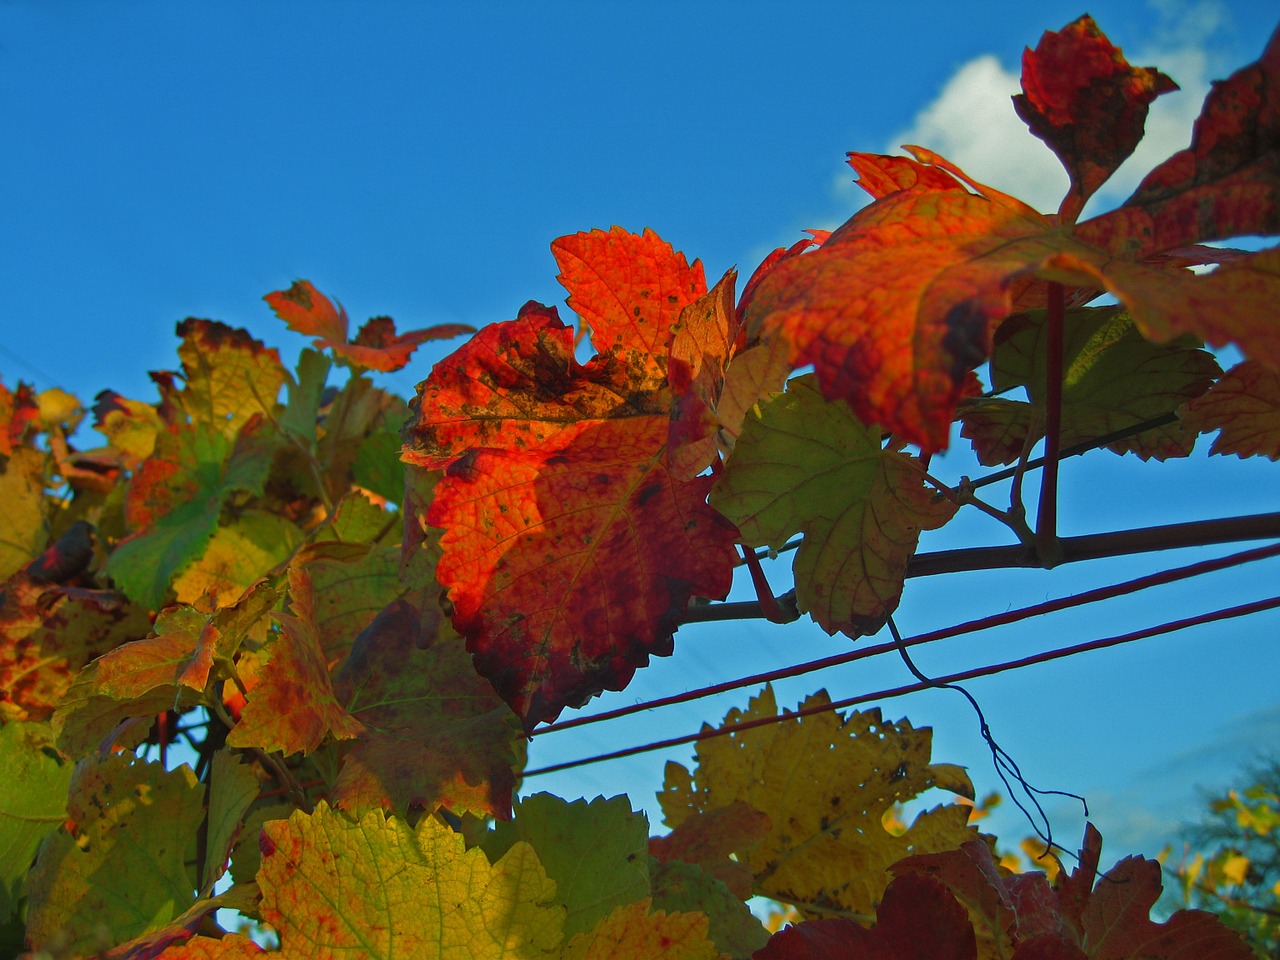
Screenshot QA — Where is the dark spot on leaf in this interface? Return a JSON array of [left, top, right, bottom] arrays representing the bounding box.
[[635, 482, 662, 507]]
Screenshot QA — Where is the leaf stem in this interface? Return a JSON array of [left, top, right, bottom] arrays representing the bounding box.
[[1035, 282, 1065, 566]]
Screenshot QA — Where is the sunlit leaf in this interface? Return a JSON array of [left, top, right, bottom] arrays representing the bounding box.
[[1182, 359, 1280, 459]]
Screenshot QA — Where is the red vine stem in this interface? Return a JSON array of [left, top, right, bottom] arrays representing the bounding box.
[[524, 594, 1280, 776], [1035, 281, 1066, 566], [535, 542, 1280, 735]]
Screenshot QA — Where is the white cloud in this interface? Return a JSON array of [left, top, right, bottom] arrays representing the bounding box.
[[867, 1, 1226, 217]]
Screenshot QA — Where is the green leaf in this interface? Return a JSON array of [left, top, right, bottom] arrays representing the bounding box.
[[353, 430, 406, 504], [292, 541, 402, 664], [172, 510, 301, 605], [258, 802, 563, 958], [26, 754, 204, 956], [711, 375, 955, 637], [0, 721, 71, 922], [203, 750, 262, 892], [960, 306, 1221, 464], [173, 318, 286, 439], [482, 793, 650, 938], [279, 348, 331, 446], [649, 857, 769, 959]]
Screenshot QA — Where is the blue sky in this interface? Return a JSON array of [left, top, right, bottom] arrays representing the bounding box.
[[2, 0, 1278, 867]]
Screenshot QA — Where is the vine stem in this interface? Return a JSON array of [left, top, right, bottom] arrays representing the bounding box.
[[1036, 281, 1065, 566]]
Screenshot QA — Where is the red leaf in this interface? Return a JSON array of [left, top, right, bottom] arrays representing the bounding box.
[[752, 873, 977, 960], [667, 270, 739, 479], [1013, 15, 1177, 223], [266, 280, 471, 373], [406, 228, 738, 728]]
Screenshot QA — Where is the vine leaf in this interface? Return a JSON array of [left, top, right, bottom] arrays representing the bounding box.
[[659, 686, 980, 919], [649, 799, 770, 899], [959, 306, 1221, 465], [744, 21, 1280, 452], [167, 319, 286, 439], [265, 279, 473, 373], [0, 447, 46, 581], [0, 721, 71, 923], [752, 873, 977, 960], [257, 802, 563, 958], [25, 754, 204, 957], [668, 270, 739, 479], [894, 824, 1257, 959], [711, 375, 956, 637], [561, 899, 718, 960], [331, 597, 525, 821], [1013, 15, 1177, 224], [227, 568, 364, 756], [202, 750, 261, 892], [480, 792, 651, 939], [404, 228, 737, 728], [1182, 359, 1280, 459], [649, 857, 769, 958], [0, 378, 40, 457]]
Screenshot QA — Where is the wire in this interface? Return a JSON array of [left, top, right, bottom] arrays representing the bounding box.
[[535, 542, 1280, 736], [522, 594, 1280, 777]]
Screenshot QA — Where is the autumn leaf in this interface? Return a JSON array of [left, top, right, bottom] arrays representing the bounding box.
[[711, 375, 956, 637], [164, 319, 287, 439], [291, 540, 402, 664], [227, 567, 364, 756], [745, 22, 1280, 451], [659, 686, 981, 919], [26, 754, 204, 956], [1183, 359, 1280, 458], [257, 802, 563, 958], [481, 792, 651, 938], [0, 447, 47, 581], [561, 899, 718, 960], [1013, 15, 1178, 223], [752, 873, 977, 960], [650, 798, 771, 900], [0, 378, 40, 457], [404, 227, 737, 728], [266, 279, 472, 373], [959, 306, 1220, 465], [331, 598, 525, 821], [649, 857, 770, 958]]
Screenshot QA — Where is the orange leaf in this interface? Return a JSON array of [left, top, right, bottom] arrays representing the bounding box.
[[1013, 15, 1177, 223], [1183, 359, 1280, 459], [266, 279, 471, 373], [667, 270, 739, 479]]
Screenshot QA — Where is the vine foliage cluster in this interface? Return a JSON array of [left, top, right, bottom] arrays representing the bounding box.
[[1, 14, 1278, 959]]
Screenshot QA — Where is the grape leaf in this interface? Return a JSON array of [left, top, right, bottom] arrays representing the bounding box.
[[649, 857, 769, 958], [1182, 359, 1280, 459], [106, 418, 275, 610], [169, 318, 286, 439], [752, 873, 977, 960], [0, 379, 39, 457], [0, 447, 47, 581], [227, 567, 364, 756], [711, 375, 956, 637], [659, 686, 980, 919], [152, 934, 265, 958], [331, 598, 524, 821], [668, 270, 739, 479], [203, 750, 261, 892], [0, 572, 150, 723], [959, 306, 1220, 465], [265, 279, 473, 373], [481, 792, 650, 938], [26, 754, 204, 957], [257, 802, 563, 958], [894, 825, 1256, 960], [292, 541, 402, 664], [1013, 15, 1177, 223], [92, 390, 164, 465], [172, 510, 300, 604], [405, 228, 737, 728], [745, 23, 1280, 451], [649, 799, 770, 899], [0, 721, 71, 922], [561, 899, 718, 960]]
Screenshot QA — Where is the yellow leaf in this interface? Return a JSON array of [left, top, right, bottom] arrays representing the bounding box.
[[561, 900, 718, 960]]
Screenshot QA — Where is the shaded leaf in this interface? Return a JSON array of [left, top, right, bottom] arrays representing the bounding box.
[[172, 510, 300, 605], [712, 376, 955, 636], [959, 306, 1220, 465], [26, 754, 204, 957], [481, 792, 650, 938], [203, 750, 262, 892], [331, 598, 524, 821], [292, 541, 402, 665], [0, 379, 40, 457], [1183, 359, 1280, 458], [227, 568, 364, 756], [668, 270, 739, 479], [752, 873, 977, 960], [659, 686, 981, 919], [265, 280, 472, 373], [1013, 15, 1177, 222], [649, 799, 771, 900], [0, 721, 71, 922], [0, 447, 47, 581], [561, 899, 718, 960], [650, 857, 770, 959], [257, 802, 563, 958]]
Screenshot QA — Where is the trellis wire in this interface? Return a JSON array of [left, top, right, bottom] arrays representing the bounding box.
[[535, 542, 1280, 736], [522, 594, 1280, 777]]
